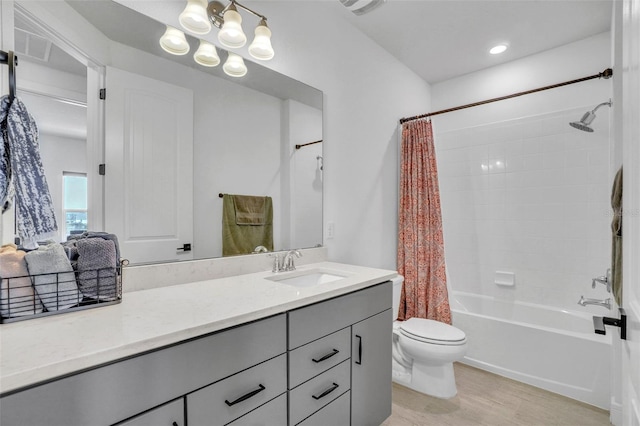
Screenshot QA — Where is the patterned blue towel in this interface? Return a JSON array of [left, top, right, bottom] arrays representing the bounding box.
[[0, 96, 58, 249]]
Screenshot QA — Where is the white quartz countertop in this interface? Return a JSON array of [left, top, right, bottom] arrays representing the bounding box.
[[0, 262, 396, 395]]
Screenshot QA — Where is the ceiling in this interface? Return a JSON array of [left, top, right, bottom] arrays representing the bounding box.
[[336, 0, 613, 84], [14, 0, 613, 87]]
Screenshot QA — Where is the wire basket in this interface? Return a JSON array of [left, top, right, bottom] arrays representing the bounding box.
[[0, 260, 127, 324]]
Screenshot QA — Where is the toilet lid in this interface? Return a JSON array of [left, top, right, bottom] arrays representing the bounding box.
[[399, 318, 466, 345]]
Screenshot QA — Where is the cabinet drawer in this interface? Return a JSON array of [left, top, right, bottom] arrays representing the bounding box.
[[187, 354, 287, 426], [289, 359, 351, 426], [115, 398, 184, 426], [289, 327, 350, 389], [296, 390, 350, 426], [0, 314, 286, 426], [288, 282, 391, 349], [226, 392, 287, 426]]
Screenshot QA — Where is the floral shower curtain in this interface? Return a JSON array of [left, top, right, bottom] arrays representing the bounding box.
[[397, 119, 451, 324]]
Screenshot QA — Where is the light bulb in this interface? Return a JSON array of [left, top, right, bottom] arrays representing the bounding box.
[[179, 0, 212, 34], [248, 19, 274, 60], [194, 40, 221, 67], [223, 52, 247, 77], [160, 26, 190, 55], [218, 4, 247, 49]]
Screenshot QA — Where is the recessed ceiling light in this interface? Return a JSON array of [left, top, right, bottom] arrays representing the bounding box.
[[489, 44, 508, 55]]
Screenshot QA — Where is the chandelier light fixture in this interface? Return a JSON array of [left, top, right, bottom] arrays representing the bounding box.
[[159, 25, 190, 55], [161, 0, 274, 77]]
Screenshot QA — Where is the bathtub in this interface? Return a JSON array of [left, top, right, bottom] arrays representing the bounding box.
[[450, 292, 611, 409]]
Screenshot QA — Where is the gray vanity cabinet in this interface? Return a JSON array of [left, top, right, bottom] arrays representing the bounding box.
[[0, 314, 287, 426], [351, 309, 393, 426], [287, 281, 392, 425], [1, 282, 392, 426]]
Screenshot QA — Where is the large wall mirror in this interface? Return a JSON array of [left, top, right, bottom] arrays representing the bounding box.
[[6, 0, 323, 265]]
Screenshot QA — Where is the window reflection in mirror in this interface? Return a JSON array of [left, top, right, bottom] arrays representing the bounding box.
[[63, 173, 88, 238]]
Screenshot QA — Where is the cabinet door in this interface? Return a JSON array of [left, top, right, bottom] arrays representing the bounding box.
[[351, 309, 392, 426], [115, 398, 184, 426]]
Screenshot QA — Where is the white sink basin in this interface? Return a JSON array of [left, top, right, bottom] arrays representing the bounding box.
[[266, 269, 348, 288]]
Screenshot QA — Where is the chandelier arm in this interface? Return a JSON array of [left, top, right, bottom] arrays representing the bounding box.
[[232, 0, 267, 21]]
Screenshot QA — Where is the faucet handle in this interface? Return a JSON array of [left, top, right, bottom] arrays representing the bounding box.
[[269, 253, 283, 273], [592, 275, 610, 292]]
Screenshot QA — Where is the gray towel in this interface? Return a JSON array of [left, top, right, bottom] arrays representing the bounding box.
[[1, 244, 44, 317], [77, 238, 117, 301], [0, 96, 58, 249], [68, 231, 121, 264], [24, 242, 81, 311]]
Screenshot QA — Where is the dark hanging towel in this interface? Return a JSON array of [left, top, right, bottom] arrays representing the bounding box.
[[0, 96, 58, 248]]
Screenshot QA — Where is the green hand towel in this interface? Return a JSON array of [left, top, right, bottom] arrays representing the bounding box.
[[222, 194, 273, 256]]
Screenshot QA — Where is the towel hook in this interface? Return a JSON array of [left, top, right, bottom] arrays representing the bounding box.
[[0, 50, 17, 102]]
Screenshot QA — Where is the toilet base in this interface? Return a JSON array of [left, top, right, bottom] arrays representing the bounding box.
[[394, 360, 458, 399]]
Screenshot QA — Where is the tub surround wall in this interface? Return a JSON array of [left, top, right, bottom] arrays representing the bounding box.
[[432, 32, 613, 312], [437, 107, 611, 312]]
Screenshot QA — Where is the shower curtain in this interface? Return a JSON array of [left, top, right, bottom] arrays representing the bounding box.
[[397, 119, 451, 324]]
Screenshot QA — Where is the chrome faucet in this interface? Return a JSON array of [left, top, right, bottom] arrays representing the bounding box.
[[270, 250, 302, 272], [578, 296, 611, 310], [283, 250, 302, 271]]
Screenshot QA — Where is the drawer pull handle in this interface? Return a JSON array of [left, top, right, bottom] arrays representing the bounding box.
[[312, 348, 339, 363], [312, 382, 339, 400], [224, 384, 266, 407], [355, 334, 362, 365]]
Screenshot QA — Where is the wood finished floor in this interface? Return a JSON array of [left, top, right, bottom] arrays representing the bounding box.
[[382, 363, 610, 426]]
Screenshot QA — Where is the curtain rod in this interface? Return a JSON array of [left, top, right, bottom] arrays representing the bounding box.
[[399, 68, 613, 125], [295, 140, 322, 150]]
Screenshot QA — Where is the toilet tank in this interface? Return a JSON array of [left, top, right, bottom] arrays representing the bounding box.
[[391, 275, 404, 320]]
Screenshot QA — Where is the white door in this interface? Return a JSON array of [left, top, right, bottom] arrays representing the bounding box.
[[621, 0, 640, 423], [105, 67, 193, 264]]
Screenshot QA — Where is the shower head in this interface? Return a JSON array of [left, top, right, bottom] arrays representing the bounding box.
[[569, 100, 612, 132]]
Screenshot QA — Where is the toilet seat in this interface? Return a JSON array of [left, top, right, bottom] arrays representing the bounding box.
[[399, 318, 466, 346]]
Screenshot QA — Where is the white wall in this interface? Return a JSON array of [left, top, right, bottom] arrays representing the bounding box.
[[117, 1, 432, 270], [432, 32, 614, 311]]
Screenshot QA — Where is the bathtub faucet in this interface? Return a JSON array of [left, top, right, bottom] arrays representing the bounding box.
[[578, 296, 611, 310]]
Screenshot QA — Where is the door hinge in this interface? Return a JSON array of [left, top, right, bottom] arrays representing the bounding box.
[[99, 164, 106, 175], [99, 88, 106, 100]]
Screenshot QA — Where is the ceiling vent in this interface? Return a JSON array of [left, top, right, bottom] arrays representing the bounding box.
[[14, 27, 52, 62], [339, 0, 385, 16]]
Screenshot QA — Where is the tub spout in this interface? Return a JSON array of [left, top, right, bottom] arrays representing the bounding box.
[[578, 295, 611, 310]]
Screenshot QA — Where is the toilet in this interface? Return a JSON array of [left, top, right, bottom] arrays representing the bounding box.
[[391, 275, 467, 398]]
